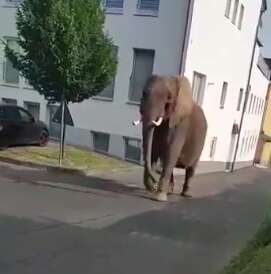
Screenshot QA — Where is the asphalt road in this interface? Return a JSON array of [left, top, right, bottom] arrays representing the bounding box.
[[0, 162, 271, 274]]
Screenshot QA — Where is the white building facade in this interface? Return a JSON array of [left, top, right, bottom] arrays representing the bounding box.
[[0, 0, 269, 171]]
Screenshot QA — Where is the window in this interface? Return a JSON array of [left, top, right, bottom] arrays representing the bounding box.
[[93, 132, 110, 153], [255, 97, 259, 114], [244, 137, 249, 153], [237, 88, 243, 111], [137, 0, 160, 15], [220, 82, 228, 109], [129, 49, 155, 103], [209, 137, 218, 158], [258, 98, 262, 115], [124, 137, 141, 163], [104, 0, 124, 13], [3, 39, 19, 85], [24, 102, 40, 121], [96, 46, 118, 99], [2, 98, 17, 105], [249, 136, 253, 151], [18, 108, 34, 123], [240, 137, 245, 156], [225, 0, 232, 18], [248, 94, 253, 113], [192, 72, 206, 106], [252, 95, 256, 114], [238, 4, 245, 30], [231, 0, 239, 25]]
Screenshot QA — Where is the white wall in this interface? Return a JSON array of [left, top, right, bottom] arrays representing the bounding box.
[[237, 45, 269, 162], [184, 0, 267, 164], [0, 5, 48, 122], [69, 0, 190, 139]]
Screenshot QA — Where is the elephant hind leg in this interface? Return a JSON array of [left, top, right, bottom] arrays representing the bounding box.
[[181, 166, 195, 198], [168, 173, 175, 195]]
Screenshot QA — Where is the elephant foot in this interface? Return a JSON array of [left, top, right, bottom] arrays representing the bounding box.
[[152, 192, 168, 202], [180, 192, 192, 198]]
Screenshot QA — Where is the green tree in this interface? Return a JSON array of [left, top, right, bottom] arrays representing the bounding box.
[[3, 0, 117, 162]]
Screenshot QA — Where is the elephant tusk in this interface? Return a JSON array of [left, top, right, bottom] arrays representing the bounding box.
[[133, 120, 142, 126], [152, 117, 163, 126]]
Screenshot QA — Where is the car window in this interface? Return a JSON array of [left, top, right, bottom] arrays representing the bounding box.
[[0, 107, 5, 120], [4, 107, 21, 121], [18, 108, 34, 122]]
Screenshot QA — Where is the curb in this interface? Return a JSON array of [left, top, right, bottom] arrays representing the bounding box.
[[0, 156, 86, 176], [0, 156, 140, 177]]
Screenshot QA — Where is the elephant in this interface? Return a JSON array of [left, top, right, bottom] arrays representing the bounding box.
[[133, 75, 207, 202]]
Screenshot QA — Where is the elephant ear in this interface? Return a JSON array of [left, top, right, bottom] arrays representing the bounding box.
[[169, 76, 194, 128]]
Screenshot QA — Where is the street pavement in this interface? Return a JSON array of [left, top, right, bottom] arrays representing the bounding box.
[[0, 162, 271, 274]]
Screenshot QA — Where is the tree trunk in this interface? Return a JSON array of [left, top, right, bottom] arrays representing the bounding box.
[[58, 96, 66, 165]]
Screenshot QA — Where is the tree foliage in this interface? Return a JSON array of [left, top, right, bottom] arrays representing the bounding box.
[[4, 0, 118, 103]]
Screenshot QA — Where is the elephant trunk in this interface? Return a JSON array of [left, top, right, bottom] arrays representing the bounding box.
[[145, 126, 159, 183]]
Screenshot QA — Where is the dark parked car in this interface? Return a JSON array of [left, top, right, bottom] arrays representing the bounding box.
[[0, 104, 49, 148]]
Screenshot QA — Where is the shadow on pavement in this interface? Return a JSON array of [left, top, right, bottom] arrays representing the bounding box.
[[0, 163, 271, 274]]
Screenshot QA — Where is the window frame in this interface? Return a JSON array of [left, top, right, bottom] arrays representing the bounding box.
[[136, 0, 160, 17], [231, 0, 239, 25], [124, 137, 142, 163], [23, 101, 40, 121], [220, 81, 228, 109], [3, 37, 20, 86], [209, 137, 218, 159], [1, 98, 17, 105], [104, 0, 124, 14], [237, 88, 244, 111], [240, 137, 245, 156], [248, 93, 253, 113], [191, 71, 206, 106], [94, 46, 118, 101], [128, 48, 155, 103], [237, 4, 245, 30], [225, 0, 232, 18], [92, 131, 110, 153]]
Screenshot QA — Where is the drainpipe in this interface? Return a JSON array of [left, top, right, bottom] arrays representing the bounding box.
[[179, 0, 195, 76], [230, 2, 266, 172]]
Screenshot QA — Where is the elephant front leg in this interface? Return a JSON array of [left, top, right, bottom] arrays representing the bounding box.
[[154, 123, 187, 202]]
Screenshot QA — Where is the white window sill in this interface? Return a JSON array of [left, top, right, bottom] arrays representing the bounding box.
[[105, 8, 123, 15], [92, 96, 113, 102], [0, 82, 20, 88], [23, 86, 34, 90], [127, 100, 140, 106], [134, 9, 159, 17], [125, 157, 141, 165]]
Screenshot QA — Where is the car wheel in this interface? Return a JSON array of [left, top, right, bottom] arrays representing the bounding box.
[[39, 130, 49, 146]]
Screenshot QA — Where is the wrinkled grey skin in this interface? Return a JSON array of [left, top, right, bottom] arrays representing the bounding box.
[[140, 75, 207, 199]]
